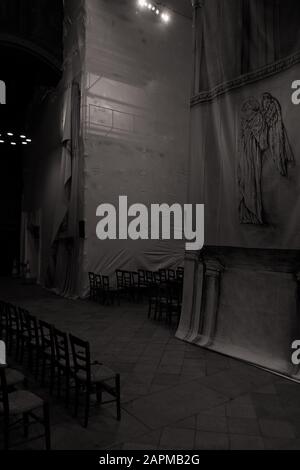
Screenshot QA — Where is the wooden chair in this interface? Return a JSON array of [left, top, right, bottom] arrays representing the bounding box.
[[88, 272, 96, 300], [0, 301, 8, 341], [6, 303, 20, 359], [39, 321, 56, 395], [94, 274, 102, 302], [0, 366, 51, 450], [53, 328, 72, 406], [18, 307, 31, 365], [69, 334, 121, 428], [101, 276, 120, 305], [26, 314, 40, 378]]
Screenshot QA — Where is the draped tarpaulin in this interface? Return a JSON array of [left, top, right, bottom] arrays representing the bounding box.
[[46, 82, 82, 298], [177, 0, 300, 380]]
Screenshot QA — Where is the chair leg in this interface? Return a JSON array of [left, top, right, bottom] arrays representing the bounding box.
[[50, 361, 55, 395], [41, 357, 46, 386], [23, 413, 29, 438], [3, 416, 9, 450], [74, 381, 79, 418], [116, 374, 121, 421], [65, 371, 70, 407], [43, 402, 51, 450], [57, 368, 61, 398], [84, 389, 90, 428], [96, 385, 102, 403]]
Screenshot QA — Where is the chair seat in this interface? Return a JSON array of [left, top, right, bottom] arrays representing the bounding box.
[[0, 390, 43, 415], [6, 368, 25, 387], [76, 364, 116, 383]]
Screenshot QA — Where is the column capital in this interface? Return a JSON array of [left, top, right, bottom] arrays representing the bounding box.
[[205, 258, 224, 278]]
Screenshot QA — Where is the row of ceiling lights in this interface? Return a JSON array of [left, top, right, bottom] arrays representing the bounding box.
[[0, 132, 32, 146], [137, 0, 171, 23]]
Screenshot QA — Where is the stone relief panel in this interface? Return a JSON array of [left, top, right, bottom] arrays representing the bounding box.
[[238, 93, 295, 225]]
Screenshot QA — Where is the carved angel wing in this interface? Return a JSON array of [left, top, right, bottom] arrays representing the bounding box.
[[261, 93, 295, 176], [238, 98, 266, 225]]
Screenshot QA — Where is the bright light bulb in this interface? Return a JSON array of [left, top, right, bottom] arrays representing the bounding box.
[[7, 132, 13, 136], [0, 140, 4, 143], [147, 3, 152, 9], [26, 139, 32, 142], [152, 5, 155, 10], [20, 135, 26, 139], [22, 142, 28, 145], [156, 9, 160, 14], [137, 0, 146, 7], [11, 142, 16, 146], [161, 12, 170, 23]]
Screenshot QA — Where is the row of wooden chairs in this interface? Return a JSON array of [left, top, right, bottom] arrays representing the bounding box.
[[88, 267, 184, 304], [0, 301, 121, 430]]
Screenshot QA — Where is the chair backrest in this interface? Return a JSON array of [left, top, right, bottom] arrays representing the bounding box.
[[0, 302, 8, 335], [101, 275, 110, 291], [69, 334, 91, 382], [167, 269, 176, 281], [131, 271, 138, 286], [159, 269, 167, 283], [7, 303, 19, 331], [18, 307, 30, 335], [54, 328, 70, 368], [39, 320, 55, 356], [156, 272, 162, 284], [116, 270, 124, 289], [123, 271, 132, 287], [176, 267, 184, 281], [94, 274, 102, 289], [145, 271, 153, 285], [88, 272, 95, 291], [27, 314, 39, 346], [0, 367, 9, 416], [138, 269, 146, 286]]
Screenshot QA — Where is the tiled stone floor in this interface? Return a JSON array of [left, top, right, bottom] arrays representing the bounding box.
[[1, 278, 300, 450]]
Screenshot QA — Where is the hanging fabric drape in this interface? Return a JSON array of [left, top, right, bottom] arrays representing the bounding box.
[[45, 81, 82, 298]]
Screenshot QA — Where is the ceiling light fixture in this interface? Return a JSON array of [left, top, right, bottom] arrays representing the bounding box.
[[161, 12, 170, 23], [137, 1, 171, 23]]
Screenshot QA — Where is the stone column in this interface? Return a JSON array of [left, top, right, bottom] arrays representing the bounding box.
[[195, 258, 224, 347]]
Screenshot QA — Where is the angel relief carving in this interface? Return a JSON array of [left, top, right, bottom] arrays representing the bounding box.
[[238, 93, 295, 225]]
